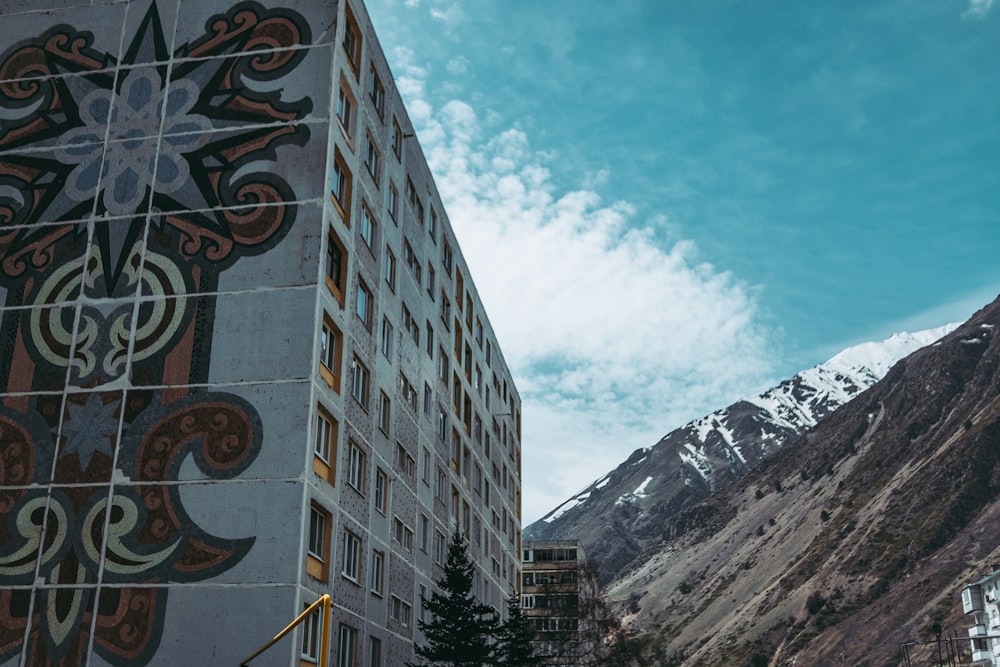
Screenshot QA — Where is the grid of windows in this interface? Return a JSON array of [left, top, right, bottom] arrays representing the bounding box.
[[306, 10, 525, 654]]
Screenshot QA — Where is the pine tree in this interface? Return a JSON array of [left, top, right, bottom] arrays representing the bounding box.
[[410, 530, 498, 667], [494, 591, 543, 667]]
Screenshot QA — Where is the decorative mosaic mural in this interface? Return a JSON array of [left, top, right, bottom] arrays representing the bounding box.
[[0, 2, 313, 663]]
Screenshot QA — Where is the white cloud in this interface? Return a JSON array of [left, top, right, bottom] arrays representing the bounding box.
[[446, 56, 470, 75], [396, 62, 777, 523], [963, 0, 996, 18]]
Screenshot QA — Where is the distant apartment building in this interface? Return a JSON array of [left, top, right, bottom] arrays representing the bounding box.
[[963, 569, 1000, 666], [521, 540, 599, 664], [0, 1, 522, 665]]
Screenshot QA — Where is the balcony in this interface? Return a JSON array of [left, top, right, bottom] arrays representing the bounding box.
[[970, 624, 989, 638]]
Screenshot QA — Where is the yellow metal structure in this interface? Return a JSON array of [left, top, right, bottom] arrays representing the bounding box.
[[240, 594, 332, 667]]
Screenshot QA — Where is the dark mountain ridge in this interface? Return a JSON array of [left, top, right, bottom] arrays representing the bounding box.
[[525, 325, 954, 585], [606, 294, 1000, 666]]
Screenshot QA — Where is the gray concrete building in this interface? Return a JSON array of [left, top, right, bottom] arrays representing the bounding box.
[[521, 540, 598, 665], [0, 1, 522, 665]]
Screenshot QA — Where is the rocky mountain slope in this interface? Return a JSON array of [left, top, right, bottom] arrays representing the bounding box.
[[524, 325, 955, 584], [606, 294, 1000, 666]]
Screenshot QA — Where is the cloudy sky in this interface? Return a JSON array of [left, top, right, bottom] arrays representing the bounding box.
[[363, 0, 1000, 523]]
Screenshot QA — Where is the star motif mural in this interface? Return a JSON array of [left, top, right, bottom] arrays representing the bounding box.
[[0, 2, 314, 664]]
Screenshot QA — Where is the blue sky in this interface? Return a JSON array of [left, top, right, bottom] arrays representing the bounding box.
[[364, 0, 1000, 522]]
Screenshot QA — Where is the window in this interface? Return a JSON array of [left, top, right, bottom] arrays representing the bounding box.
[[374, 468, 388, 514], [360, 205, 375, 251], [439, 292, 451, 328], [403, 239, 421, 282], [348, 441, 366, 492], [315, 408, 336, 464], [388, 181, 399, 222], [338, 624, 358, 667], [521, 594, 535, 609], [429, 206, 438, 241], [355, 279, 372, 330], [336, 82, 355, 140], [475, 317, 483, 347], [425, 322, 434, 357], [419, 513, 429, 552], [421, 446, 432, 485], [364, 132, 380, 182], [400, 372, 418, 411], [380, 318, 393, 358], [436, 404, 448, 442], [442, 239, 453, 275], [423, 383, 432, 418], [369, 637, 382, 667], [362, 550, 382, 601], [405, 177, 424, 223], [301, 607, 322, 662], [419, 585, 428, 623], [391, 117, 402, 159], [342, 4, 361, 74], [390, 595, 412, 627], [307, 503, 331, 581], [435, 467, 447, 504], [350, 357, 370, 409], [402, 305, 419, 345], [378, 391, 390, 434], [384, 245, 396, 291], [332, 148, 353, 222], [342, 530, 361, 581], [319, 316, 343, 392], [369, 65, 385, 118], [434, 529, 446, 565], [427, 264, 435, 298], [395, 442, 415, 480], [392, 517, 413, 551], [326, 227, 348, 305]]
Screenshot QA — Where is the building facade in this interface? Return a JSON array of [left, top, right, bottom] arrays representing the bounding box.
[[0, 1, 522, 665], [521, 540, 598, 664], [963, 570, 1000, 666]]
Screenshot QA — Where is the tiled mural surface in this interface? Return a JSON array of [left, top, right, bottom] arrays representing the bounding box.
[[0, 1, 330, 663]]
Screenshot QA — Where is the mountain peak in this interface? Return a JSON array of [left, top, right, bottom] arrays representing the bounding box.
[[525, 321, 959, 583]]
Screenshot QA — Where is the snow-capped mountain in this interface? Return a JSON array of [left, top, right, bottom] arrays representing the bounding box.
[[523, 324, 957, 583]]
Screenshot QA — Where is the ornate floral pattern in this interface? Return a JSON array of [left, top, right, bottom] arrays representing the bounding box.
[[0, 2, 314, 665]]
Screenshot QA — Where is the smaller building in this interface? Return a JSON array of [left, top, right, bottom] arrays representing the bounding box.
[[521, 540, 599, 664], [962, 568, 1000, 666]]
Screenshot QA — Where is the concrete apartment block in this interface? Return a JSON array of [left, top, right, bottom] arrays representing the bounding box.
[[0, 1, 523, 665]]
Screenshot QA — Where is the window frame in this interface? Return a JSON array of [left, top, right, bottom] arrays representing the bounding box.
[[332, 147, 354, 224], [347, 441, 366, 493], [338, 624, 358, 667], [370, 549, 385, 596], [369, 64, 385, 118], [350, 356, 370, 409], [342, 529, 362, 582], [355, 279, 373, 330], [374, 467, 388, 515], [326, 227, 348, 306]]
